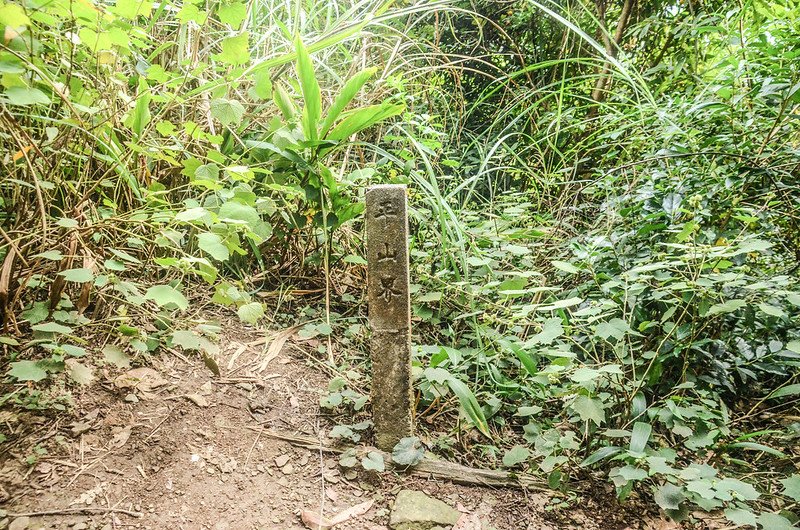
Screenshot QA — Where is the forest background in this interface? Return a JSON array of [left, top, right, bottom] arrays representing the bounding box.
[[1, 0, 799, 527]]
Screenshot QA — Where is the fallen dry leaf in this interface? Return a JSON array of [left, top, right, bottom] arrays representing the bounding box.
[[256, 325, 301, 372], [110, 426, 132, 448], [70, 420, 93, 437], [114, 367, 168, 392], [301, 509, 333, 530], [226, 343, 247, 369], [452, 512, 482, 530], [300, 500, 374, 530], [325, 488, 339, 503], [329, 499, 375, 524], [185, 393, 209, 407]]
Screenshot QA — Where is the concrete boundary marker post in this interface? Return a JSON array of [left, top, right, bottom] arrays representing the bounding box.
[[365, 184, 414, 451]]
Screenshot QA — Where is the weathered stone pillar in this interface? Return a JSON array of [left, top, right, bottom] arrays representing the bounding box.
[[366, 184, 413, 451]]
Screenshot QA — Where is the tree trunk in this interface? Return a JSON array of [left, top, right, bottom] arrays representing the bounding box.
[[591, 0, 635, 104]]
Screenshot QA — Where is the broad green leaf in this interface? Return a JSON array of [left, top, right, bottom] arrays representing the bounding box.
[[194, 164, 219, 183], [361, 451, 385, 472], [416, 291, 441, 302], [319, 67, 377, 137], [551, 260, 579, 274], [0, 59, 24, 74], [217, 0, 246, 26], [219, 201, 260, 225], [706, 299, 746, 316], [497, 276, 527, 293], [109, 248, 141, 264], [537, 296, 583, 311], [571, 395, 605, 425], [59, 268, 94, 283], [529, 317, 563, 345], [787, 341, 800, 353], [446, 376, 490, 437], [505, 341, 537, 376], [144, 285, 188, 310], [756, 513, 795, 530], [675, 220, 697, 242], [32, 322, 73, 334], [177, 3, 207, 24], [726, 442, 785, 458], [780, 474, 800, 501], [61, 345, 87, 357], [724, 508, 757, 528], [22, 302, 48, 324], [156, 120, 176, 136], [326, 103, 404, 142], [172, 330, 201, 350], [8, 360, 47, 382], [330, 424, 354, 439], [237, 302, 264, 324], [56, 218, 79, 228], [391, 436, 425, 466], [210, 98, 245, 127], [662, 193, 682, 218], [216, 32, 250, 65], [716, 478, 760, 501], [581, 446, 622, 467], [616, 465, 648, 482], [502, 445, 530, 467], [630, 422, 652, 454], [104, 259, 126, 271], [294, 35, 321, 141], [197, 232, 229, 261], [769, 384, 800, 399], [3, 87, 50, 106], [515, 406, 542, 417], [102, 344, 131, 368], [0, 2, 31, 26], [251, 69, 272, 100], [570, 367, 601, 383], [176, 206, 209, 222], [113, 0, 152, 19], [34, 250, 63, 261], [273, 83, 295, 120], [79, 28, 113, 51], [595, 318, 631, 341], [758, 303, 786, 318], [736, 238, 773, 254], [686, 479, 715, 499], [654, 483, 684, 511], [129, 78, 151, 137]]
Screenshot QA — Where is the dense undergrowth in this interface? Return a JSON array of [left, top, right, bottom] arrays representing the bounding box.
[[1, 0, 799, 527]]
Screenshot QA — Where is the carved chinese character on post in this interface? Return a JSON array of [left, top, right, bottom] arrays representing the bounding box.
[[366, 184, 413, 451]]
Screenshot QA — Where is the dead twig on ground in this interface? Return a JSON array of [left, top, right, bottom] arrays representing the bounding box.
[[260, 429, 549, 491], [7, 507, 143, 518]]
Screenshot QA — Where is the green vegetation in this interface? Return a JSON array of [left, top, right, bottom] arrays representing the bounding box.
[[1, 0, 798, 526]]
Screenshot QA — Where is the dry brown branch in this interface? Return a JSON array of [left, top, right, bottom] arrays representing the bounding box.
[[591, 0, 635, 104], [6, 507, 143, 518], [260, 429, 548, 491]]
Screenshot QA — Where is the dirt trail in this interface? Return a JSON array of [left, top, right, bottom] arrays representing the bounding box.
[[0, 320, 651, 530]]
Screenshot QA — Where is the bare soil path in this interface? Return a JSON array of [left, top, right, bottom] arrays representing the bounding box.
[[0, 320, 661, 530]]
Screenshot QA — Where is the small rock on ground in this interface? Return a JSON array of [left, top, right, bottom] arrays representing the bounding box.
[[389, 489, 461, 530]]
